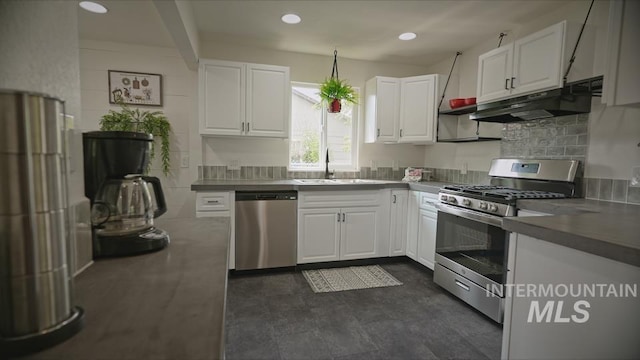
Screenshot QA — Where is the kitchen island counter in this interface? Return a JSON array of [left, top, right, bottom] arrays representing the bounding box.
[[505, 199, 640, 267], [27, 217, 230, 360]]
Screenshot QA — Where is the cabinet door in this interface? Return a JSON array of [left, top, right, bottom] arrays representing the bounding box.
[[417, 208, 437, 270], [389, 190, 408, 256], [298, 208, 341, 263], [246, 64, 290, 138], [365, 77, 400, 143], [477, 44, 514, 104], [604, 0, 640, 107], [512, 21, 564, 96], [398, 75, 437, 144], [406, 191, 420, 261], [340, 207, 380, 260], [199, 60, 245, 135]]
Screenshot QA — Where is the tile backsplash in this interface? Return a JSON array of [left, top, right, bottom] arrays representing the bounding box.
[[198, 165, 488, 185], [584, 178, 640, 205]]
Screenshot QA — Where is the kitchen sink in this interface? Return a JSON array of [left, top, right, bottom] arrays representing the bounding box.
[[293, 179, 338, 184], [331, 179, 386, 184]]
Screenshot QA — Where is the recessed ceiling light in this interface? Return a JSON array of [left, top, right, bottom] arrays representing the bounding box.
[[399, 32, 417, 41], [79, 1, 108, 14], [281, 14, 301, 24]]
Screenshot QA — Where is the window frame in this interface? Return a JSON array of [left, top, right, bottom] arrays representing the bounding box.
[[288, 81, 359, 172]]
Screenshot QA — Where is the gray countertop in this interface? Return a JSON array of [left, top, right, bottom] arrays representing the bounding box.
[[28, 217, 230, 360], [508, 198, 640, 267], [191, 179, 448, 193]]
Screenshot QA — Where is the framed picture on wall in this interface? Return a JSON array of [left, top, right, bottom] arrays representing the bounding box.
[[108, 70, 163, 106]]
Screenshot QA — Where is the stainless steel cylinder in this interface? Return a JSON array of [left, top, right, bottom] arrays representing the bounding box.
[[0, 90, 81, 348]]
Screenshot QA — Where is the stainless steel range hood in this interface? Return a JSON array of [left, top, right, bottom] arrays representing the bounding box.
[[469, 76, 602, 123]]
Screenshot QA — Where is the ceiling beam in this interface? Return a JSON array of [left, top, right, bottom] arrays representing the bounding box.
[[152, 0, 199, 70]]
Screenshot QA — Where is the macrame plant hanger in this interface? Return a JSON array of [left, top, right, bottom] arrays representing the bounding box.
[[328, 49, 341, 113]]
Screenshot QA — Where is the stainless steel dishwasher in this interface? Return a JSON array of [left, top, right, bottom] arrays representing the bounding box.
[[235, 191, 297, 270]]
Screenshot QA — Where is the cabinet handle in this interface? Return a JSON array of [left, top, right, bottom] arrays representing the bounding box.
[[242, 122, 245, 132], [205, 200, 220, 204], [393, 194, 397, 203], [505, 78, 510, 90], [377, 128, 380, 137], [455, 280, 470, 291], [337, 213, 341, 222], [511, 77, 516, 89], [247, 122, 250, 132], [342, 213, 346, 222], [400, 129, 403, 137]]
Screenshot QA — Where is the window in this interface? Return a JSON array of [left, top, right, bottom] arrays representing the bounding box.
[[289, 82, 358, 171]]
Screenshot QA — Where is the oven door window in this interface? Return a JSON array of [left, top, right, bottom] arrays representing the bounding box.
[[436, 211, 508, 284]]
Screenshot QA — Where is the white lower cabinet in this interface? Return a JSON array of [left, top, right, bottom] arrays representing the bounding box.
[[297, 208, 341, 263], [297, 190, 388, 264], [195, 191, 236, 269], [417, 208, 437, 270], [341, 207, 381, 260], [407, 191, 438, 270], [389, 190, 408, 256], [406, 191, 420, 260]]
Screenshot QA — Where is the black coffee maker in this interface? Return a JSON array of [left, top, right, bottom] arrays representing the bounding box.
[[83, 131, 170, 257]]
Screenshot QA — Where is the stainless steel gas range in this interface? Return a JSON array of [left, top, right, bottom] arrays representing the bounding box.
[[433, 158, 579, 323]]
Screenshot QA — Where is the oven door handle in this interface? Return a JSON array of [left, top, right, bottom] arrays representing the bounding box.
[[436, 203, 504, 228]]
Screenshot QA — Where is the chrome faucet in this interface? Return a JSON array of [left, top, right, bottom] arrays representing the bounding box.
[[324, 149, 334, 179]]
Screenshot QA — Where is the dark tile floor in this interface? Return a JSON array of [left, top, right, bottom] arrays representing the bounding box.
[[225, 261, 502, 360]]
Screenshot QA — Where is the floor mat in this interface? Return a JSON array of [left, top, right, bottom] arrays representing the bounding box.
[[302, 265, 403, 293]]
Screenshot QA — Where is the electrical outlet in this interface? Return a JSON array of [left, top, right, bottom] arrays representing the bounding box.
[[370, 160, 378, 171], [631, 166, 640, 187], [392, 160, 399, 171], [461, 162, 468, 175], [228, 159, 241, 171], [180, 153, 189, 168]]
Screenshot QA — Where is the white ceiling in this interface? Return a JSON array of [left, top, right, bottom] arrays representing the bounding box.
[[78, 0, 580, 67]]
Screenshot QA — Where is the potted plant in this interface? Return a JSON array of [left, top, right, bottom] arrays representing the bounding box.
[[319, 77, 358, 113], [99, 102, 172, 175]]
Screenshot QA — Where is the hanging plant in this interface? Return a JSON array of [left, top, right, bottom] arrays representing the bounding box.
[[319, 50, 358, 113], [99, 102, 172, 175]]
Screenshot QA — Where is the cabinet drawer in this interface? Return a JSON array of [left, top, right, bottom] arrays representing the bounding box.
[[419, 192, 439, 211], [298, 191, 381, 208], [196, 192, 231, 211]]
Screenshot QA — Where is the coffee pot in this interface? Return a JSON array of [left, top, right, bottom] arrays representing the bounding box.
[[91, 175, 167, 236]]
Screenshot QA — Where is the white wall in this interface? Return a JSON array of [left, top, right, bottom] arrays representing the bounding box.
[[79, 40, 198, 219], [421, 0, 640, 181], [198, 41, 432, 170], [0, 0, 84, 202]]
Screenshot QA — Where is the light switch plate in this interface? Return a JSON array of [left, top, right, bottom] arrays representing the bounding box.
[[631, 166, 640, 187], [180, 153, 189, 168], [392, 160, 399, 171], [228, 159, 240, 171], [370, 160, 378, 171]]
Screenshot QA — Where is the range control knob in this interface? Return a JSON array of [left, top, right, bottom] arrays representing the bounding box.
[[488, 204, 498, 212], [448, 197, 457, 204], [440, 195, 448, 201], [479, 202, 488, 210], [462, 199, 471, 206]]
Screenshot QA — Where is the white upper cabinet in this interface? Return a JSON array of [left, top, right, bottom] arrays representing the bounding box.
[[199, 60, 245, 136], [246, 64, 290, 137], [199, 59, 290, 137], [398, 74, 438, 144], [512, 22, 565, 96], [364, 76, 400, 143], [603, 0, 640, 107], [364, 74, 439, 144], [477, 45, 514, 103], [477, 21, 593, 104]]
